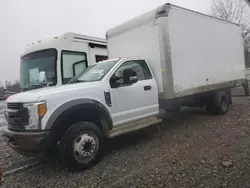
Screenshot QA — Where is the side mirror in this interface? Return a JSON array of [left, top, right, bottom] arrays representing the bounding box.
[[39, 71, 47, 85], [110, 76, 122, 88], [123, 68, 138, 85], [129, 75, 138, 83]]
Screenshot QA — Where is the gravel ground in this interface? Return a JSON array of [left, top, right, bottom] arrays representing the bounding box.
[[0, 100, 40, 172], [0, 136, 40, 172], [0, 101, 6, 127], [1, 88, 250, 187]]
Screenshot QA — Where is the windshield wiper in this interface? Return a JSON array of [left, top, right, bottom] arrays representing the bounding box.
[[29, 84, 44, 88], [22, 84, 44, 91], [70, 79, 86, 83]]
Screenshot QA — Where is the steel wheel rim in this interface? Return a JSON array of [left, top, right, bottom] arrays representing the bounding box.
[[221, 99, 228, 112], [73, 132, 99, 163]]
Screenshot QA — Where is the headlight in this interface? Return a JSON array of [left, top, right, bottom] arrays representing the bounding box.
[[23, 102, 47, 130]]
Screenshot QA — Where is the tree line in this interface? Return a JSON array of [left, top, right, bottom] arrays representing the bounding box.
[[0, 80, 20, 95]]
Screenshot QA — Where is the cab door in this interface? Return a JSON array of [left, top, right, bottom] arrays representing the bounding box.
[[109, 59, 159, 126]]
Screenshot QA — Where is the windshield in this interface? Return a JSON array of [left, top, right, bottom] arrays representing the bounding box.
[[70, 60, 117, 83], [20, 49, 57, 91]]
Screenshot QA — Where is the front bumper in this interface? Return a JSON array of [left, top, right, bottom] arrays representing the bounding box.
[[0, 126, 56, 157]]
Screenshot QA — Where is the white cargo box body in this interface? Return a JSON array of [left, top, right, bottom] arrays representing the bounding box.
[[107, 4, 245, 99]]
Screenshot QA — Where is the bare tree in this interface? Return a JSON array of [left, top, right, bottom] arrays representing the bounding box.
[[212, 0, 250, 67], [212, 0, 250, 25]]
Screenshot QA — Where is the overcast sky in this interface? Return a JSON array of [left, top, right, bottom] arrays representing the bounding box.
[[0, 0, 212, 82]]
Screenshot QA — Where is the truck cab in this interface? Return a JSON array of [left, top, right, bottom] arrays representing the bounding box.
[[20, 32, 107, 91], [1, 58, 160, 170]]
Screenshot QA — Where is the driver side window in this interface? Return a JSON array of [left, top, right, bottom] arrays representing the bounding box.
[[112, 60, 152, 86]]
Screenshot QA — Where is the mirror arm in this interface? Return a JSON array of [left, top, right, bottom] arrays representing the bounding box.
[[110, 81, 120, 88]]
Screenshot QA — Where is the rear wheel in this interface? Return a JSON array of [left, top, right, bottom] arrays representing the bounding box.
[[206, 91, 229, 115], [59, 122, 104, 171], [243, 80, 249, 96], [217, 96, 229, 114]]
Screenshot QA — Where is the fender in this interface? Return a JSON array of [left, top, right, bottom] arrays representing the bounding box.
[[45, 99, 113, 132]]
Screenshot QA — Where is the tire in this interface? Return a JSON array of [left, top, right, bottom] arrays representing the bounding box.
[[206, 91, 229, 115], [215, 96, 229, 115], [243, 81, 249, 96], [59, 122, 104, 171]]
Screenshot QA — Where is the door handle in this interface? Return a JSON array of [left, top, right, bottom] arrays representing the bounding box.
[[144, 85, 152, 91]]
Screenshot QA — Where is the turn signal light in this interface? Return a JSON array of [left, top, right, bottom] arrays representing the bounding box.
[[38, 103, 47, 117]]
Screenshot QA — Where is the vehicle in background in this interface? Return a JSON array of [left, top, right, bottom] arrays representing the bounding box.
[[0, 94, 14, 101], [20, 32, 108, 91], [3, 94, 12, 101], [0, 3, 246, 170], [0, 87, 16, 101]]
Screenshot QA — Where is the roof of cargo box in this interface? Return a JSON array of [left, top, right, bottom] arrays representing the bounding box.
[[106, 3, 240, 38]]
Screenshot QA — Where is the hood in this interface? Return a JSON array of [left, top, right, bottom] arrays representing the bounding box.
[[7, 82, 101, 103]]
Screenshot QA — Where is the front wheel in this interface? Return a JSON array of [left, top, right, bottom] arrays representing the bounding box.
[[60, 122, 104, 171]]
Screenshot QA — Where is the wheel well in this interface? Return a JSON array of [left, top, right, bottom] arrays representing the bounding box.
[[52, 106, 110, 144]]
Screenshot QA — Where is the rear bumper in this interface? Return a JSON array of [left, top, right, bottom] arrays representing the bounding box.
[[0, 126, 56, 157]]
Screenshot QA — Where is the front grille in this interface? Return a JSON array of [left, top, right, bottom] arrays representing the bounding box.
[[8, 124, 25, 132], [5, 103, 28, 131], [7, 103, 23, 110]]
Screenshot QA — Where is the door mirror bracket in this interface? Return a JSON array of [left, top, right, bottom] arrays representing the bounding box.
[[110, 76, 122, 88]]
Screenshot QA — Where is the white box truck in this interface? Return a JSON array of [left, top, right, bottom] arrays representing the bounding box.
[[107, 3, 245, 107], [0, 3, 246, 170], [20, 32, 108, 91]]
